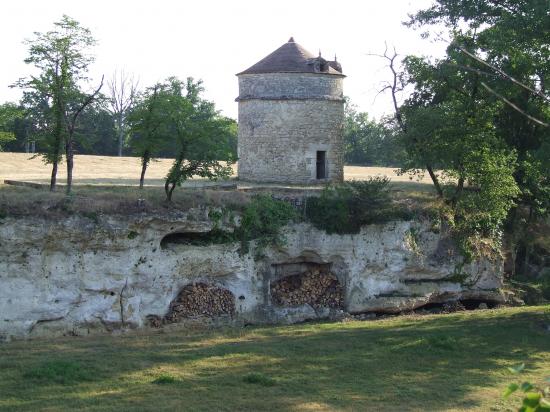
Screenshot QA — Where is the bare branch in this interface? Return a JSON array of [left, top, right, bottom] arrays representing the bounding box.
[[367, 43, 444, 197]]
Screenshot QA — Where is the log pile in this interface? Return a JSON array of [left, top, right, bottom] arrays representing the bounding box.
[[271, 268, 343, 309], [164, 283, 235, 323]]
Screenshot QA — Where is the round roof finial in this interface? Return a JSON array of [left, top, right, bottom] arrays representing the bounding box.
[[288, 37, 295, 43]]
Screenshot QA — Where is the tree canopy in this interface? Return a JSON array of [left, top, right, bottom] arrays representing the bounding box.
[[394, 0, 549, 260]]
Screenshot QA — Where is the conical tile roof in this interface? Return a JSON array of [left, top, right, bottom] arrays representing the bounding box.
[[237, 37, 343, 75]]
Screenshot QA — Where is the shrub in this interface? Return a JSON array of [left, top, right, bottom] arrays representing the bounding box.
[[503, 363, 550, 411], [305, 177, 404, 234], [236, 195, 298, 255]]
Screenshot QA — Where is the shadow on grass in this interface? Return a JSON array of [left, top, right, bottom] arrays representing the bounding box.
[[0, 308, 548, 411]]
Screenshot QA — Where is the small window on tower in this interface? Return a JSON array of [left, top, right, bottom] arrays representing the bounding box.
[[316, 151, 327, 179]]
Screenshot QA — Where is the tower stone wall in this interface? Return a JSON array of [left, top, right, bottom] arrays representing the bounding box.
[[237, 72, 345, 184]]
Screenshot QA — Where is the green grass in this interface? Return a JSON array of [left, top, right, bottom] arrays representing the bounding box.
[[242, 372, 277, 387], [0, 306, 549, 411], [151, 374, 179, 385], [22, 360, 98, 385]]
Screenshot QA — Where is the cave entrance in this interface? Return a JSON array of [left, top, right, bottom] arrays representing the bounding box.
[[160, 230, 233, 249]]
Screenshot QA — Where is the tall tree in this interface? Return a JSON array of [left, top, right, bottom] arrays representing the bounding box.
[[367, 0, 549, 262], [162, 77, 235, 201], [344, 101, 405, 167], [63, 77, 104, 193], [127, 84, 169, 188], [107, 70, 139, 157], [74, 104, 118, 155], [15, 15, 101, 192]]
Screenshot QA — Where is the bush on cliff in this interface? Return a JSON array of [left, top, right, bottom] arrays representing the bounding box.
[[305, 178, 408, 234]]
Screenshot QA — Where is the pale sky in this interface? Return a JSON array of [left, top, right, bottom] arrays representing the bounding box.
[[1, 0, 446, 120]]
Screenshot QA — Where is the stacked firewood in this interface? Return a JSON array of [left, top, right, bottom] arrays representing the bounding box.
[[271, 269, 343, 309], [164, 283, 235, 323]]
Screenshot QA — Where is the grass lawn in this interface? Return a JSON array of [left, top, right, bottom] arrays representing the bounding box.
[[0, 306, 549, 411]]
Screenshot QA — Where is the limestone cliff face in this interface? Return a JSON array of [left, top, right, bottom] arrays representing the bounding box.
[[0, 211, 503, 340]]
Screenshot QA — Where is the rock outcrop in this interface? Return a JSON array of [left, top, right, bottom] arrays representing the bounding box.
[[0, 211, 503, 340]]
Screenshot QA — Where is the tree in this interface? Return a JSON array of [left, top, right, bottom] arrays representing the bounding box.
[[107, 70, 139, 157], [63, 77, 104, 193], [0, 103, 24, 151], [162, 77, 235, 201], [127, 84, 169, 188], [15, 15, 101, 192], [74, 104, 118, 155], [344, 101, 405, 167], [405, 0, 549, 265]]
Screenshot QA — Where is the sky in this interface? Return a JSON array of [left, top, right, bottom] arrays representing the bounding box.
[[0, 0, 447, 120]]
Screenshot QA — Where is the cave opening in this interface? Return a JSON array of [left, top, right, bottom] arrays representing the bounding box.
[[160, 230, 234, 249]]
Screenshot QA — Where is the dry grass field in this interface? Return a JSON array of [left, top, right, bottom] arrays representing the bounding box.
[[0, 152, 432, 187]]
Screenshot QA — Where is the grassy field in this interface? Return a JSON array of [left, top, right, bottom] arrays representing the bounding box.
[[0, 306, 549, 411], [0, 152, 433, 187]]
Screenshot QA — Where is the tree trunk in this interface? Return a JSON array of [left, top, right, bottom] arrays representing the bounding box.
[[426, 165, 444, 198], [452, 176, 465, 206], [139, 151, 149, 189], [118, 113, 124, 157], [166, 182, 176, 202], [50, 161, 58, 192], [65, 139, 74, 194], [165, 153, 184, 201]]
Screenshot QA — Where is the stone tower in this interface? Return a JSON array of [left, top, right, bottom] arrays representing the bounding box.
[[236, 37, 345, 184]]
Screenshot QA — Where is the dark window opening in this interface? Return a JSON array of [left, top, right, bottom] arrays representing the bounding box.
[[316, 151, 327, 179]]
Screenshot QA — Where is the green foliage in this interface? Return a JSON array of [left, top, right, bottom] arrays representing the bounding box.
[[15, 15, 99, 191], [0, 131, 15, 151], [442, 148, 520, 261], [403, 0, 549, 262], [242, 373, 276, 387], [0, 102, 24, 151], [344, 102, 406, 167], [503, 363, 550, 411], [162, 196, 296, 254], [162, 77, 236, 201], [236, 195, 297, 256], [127, 83, 172, 187], [73, 105, 119, 155], [23, 360, 96, 385], [305, 178, 406, 234]]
